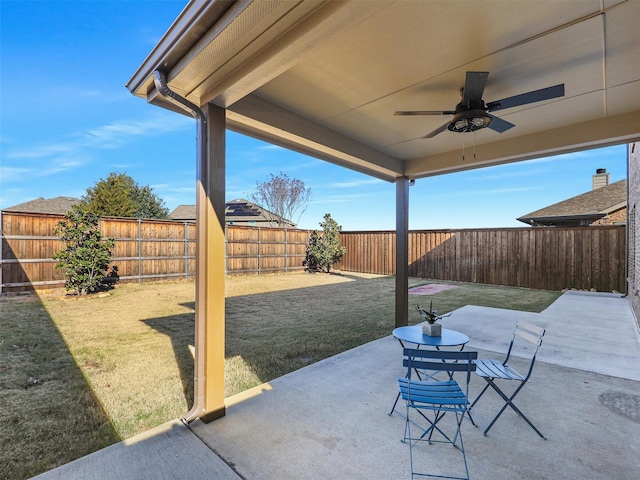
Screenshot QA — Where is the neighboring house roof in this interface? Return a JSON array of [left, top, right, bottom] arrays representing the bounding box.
[[168, 204, 196, 221], [517, 180, 627, 226], [226, 199, 296, 227], [3, 197, 80, 215], [169, 199, 296, 227]]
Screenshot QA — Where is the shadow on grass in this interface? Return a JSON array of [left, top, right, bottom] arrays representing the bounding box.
[[143, 275, 561, 402], [0, 294, 120, 480], [143, 312, 195, 409], [143, 275, 403, 400]]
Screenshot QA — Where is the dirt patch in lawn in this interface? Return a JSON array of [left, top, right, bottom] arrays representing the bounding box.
[[409, 283, 458, 295]]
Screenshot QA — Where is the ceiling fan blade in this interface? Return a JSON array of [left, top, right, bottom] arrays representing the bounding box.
[[422, 121, 451, 138], [395, 110, 456, 116], [486, 114, 515, 133], [462, 71, 489, 105], [487, 84, 565, 112]]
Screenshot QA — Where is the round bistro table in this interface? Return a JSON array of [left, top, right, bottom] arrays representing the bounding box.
[[392, 325, 469, 348], [389, 325, 470, 415]]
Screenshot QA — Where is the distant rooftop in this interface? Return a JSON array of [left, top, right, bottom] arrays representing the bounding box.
[[168, 204, 196, 221], [3, 197, 80, 215], [169, 199, 295, 227], [517, 179, 626, 226]]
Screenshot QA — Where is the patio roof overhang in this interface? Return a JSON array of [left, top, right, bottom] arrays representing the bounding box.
[[516, 213, 606, 226], [126, 0, 640, 423], [127, 0, 640, 181]]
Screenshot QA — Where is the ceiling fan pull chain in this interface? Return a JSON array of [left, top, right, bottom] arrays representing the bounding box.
[[462, 132, 465, 161], [473, 131, 477, 160]]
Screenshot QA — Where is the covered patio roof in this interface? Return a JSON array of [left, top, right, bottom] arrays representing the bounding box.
[[128, 0, 640, 180], [126, 0, 640, 422]]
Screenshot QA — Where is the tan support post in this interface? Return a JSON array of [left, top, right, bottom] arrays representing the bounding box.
[[395, 177, 410, 327], [196, 103, 226, 422]]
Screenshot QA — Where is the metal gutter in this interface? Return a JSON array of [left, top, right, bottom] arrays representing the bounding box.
[[126, 0, 235, 99], [153, 70, 208, 424]]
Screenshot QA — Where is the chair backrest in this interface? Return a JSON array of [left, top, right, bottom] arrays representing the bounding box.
[[504, 321, 546, 379], [403, 348, 478, 387]]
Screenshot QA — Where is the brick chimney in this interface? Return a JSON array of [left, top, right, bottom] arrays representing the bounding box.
[[592, 168, 610, 190]]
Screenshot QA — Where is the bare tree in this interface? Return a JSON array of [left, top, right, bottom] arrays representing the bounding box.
[[250, 172, 311, 227]]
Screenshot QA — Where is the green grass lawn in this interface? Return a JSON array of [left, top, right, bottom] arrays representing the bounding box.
[[0, 274, 561, 479]]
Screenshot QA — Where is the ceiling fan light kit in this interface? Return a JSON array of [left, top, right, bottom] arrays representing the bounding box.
[[395, 71, 565, 139], [448, 112, 492, 133]]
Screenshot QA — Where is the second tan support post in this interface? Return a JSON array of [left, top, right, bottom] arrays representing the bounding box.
[[395, 177, 410, 327]]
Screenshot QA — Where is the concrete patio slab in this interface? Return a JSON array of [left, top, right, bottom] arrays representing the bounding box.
[[443, 290, 640, 381], [32, 291, 640, 479], [31, 419, 240, 480], [192, 343, 640, 480]]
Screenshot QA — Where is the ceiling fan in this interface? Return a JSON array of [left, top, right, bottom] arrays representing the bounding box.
[[395, 71, 565, 138]]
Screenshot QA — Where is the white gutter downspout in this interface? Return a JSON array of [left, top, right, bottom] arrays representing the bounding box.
[[153, 70, 208, 424]]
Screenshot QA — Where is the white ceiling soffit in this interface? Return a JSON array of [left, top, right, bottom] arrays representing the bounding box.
[[129, 0, 640, 182]]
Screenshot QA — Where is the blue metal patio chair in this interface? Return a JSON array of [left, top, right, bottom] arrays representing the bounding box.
[[398, 348, 478, 480], [468, 320, 547, 439]]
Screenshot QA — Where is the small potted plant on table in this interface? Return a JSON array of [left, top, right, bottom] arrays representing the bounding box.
[[416, 301, 447, 336]]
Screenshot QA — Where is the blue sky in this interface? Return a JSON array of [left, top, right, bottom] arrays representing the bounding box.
[[1, 1, 628, 231]]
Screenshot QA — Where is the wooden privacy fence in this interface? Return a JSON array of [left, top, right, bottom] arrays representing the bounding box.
[[0, 212, 310, 293], [340, 226, 626, 292], [226, 225, 309, 274], [1, 211, 626, 293]]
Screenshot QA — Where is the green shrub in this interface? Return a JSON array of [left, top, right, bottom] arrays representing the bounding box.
[[53, 205, 115, 295], [304, 213, 346, 273]]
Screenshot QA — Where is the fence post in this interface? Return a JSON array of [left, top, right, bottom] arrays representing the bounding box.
[[138, 218, 142, 284], [225, 225, 229, 275], [284, 227, 288, 273], [258, 227, 262, 275], [184, 221, 189, 280]]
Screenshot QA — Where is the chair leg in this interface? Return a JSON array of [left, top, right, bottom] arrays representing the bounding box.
[[469, 381, 491, 410], [390, 369, 425, 416], [482, 379, 546, 439], [389, 391, 401, 416], [403, 407, 470, 480], [467, 381, 492, 427], [456, 411, 471, 480], [418, 409, 454, 445]]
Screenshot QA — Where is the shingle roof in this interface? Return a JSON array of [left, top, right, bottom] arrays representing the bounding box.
[[169, 199, 296, 226], [517, 180, 626, 224], [169, 204, 196, 220], [3, 197, 80, 215]]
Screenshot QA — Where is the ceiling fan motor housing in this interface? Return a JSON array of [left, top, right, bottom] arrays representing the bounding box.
[[448, 105, 492, 133]]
